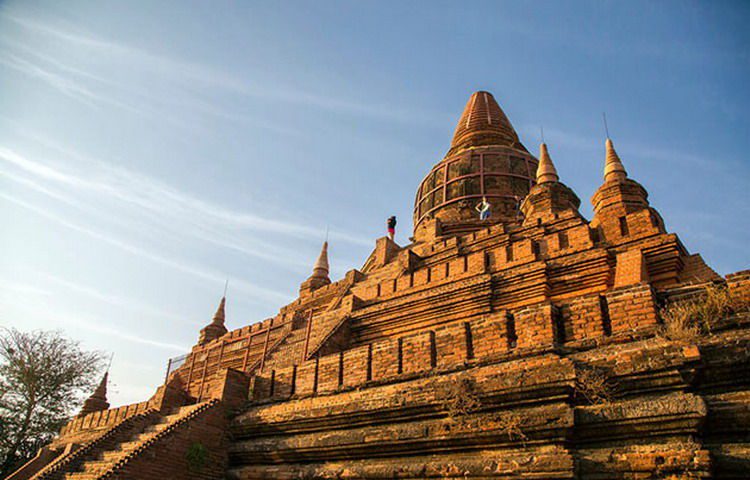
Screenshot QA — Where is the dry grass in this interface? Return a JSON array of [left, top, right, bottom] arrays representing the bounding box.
[[438, 376, 482, 418], [437, 377, 528, 443], [659, 303, 702, 342], [659, 284, 749, 342], [575, 365, 614, 405]]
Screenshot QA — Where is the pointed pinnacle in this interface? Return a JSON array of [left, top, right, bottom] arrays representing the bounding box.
[[92, 371, 108, 401], [312, 241, 330, 279], [212, 296, 226, 325], [536, 143, 559, 184], [604, 138, 627, 182]]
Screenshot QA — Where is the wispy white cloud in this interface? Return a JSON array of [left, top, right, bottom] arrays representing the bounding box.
[[36, 271, 192, 325], [0, 278, 52, 298], [0, 138, 371, 248], [0, 292, 188, 352], [0, 34, 306, 136], [518, 123, 747, 177], [0, 192, 292, 305], [2, 14, 250, 92], [2, 13, 448, 127], [73, 319, 188, 352], [0, 52, 147, 114], [0, 53, 98, 109]]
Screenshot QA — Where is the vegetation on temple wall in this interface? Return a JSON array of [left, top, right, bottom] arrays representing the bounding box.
[[437, 376, 528, 443], [186, 441, 209, 472], [437, 376, 482, 418], [498, 411, 528, 444], [574, 364, 615, 405], [659, 284, 750, 342], [0, 328, 103, 479]]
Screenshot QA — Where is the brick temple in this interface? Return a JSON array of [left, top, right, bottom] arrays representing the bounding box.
[[10, 91, 750, 479]]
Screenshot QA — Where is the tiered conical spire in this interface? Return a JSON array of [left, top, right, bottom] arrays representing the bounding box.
[[79, 370, 110, 416], [198, 296, 229, 345], [211, 296, 226, 325], [604, 138, 627, 182], [92, 371, 108, 400], [447, 91, 522, 156], [311, 241, 330, 280], [535, 143, 559, 184], [520, 141, 581, 225], [300, 241, 332, 294], [591, 135, 664, 241]]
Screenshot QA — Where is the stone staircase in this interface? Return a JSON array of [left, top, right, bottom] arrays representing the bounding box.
[[33, 402, 216, 480]]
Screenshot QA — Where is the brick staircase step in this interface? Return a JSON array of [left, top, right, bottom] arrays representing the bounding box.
[[98, 449, 129, 462], [132, 430, 159, 443], [81, 458, 124, 474], [115, 439, 146, 452], [141, 422, 171, 434], [53, 403, 207, 480], [63, 472, 97, 480]]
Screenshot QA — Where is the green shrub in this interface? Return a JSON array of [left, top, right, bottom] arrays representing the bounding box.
[[186, 442, 208, 472]]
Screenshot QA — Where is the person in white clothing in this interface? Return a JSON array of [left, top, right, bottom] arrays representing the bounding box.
[[475, 197, 491, 221]]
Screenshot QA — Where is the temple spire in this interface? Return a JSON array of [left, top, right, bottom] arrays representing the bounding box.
[[300, 241, 331, 294], [79, 370, 110, 416], [93, 371, 108, 400], [536, 143, 559, 184], [520, 142, 581, 225], [198, 295, 229, 345], [447, 91, 523, 156], [591, 136, 665, 241], [311, 241, 330, 280], [211, 296, 226, 325], [604, 138, 627, 183]]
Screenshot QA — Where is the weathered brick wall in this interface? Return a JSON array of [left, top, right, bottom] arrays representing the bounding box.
[[558, 293, 607, 341], [605, 283, 659, 335], [106, 403, 228, 480], [55, 400, 151, 445], [248, 275, 683, 404], [14, 92, 750, 480], [229, 327, 745, 479], [613, 248, 649, 287], [514, 302, 557, 349], [727, 270, 750, 304]]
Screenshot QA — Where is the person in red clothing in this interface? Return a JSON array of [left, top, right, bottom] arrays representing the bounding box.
[[387, 216, 397, 241]]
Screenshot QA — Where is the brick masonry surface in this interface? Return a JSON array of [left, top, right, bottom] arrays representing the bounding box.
[[10, 91, 750, 480]]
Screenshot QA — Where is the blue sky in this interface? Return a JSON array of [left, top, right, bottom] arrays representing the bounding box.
[[1, 0, 748, 405]]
